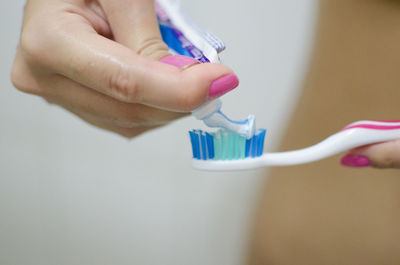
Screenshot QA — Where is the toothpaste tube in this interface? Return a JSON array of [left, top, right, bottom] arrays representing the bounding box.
[[156, 0, 256, 138]]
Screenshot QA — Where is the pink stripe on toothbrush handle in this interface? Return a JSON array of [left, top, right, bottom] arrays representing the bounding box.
[[343, 124, 400, 131]]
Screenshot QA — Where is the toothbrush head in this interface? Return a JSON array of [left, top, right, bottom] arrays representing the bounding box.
[[189, 129, 266, 161]]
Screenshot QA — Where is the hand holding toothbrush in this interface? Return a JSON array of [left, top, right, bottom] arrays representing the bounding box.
[[11, 0, 238, 138], [341, 139, 400, 169]]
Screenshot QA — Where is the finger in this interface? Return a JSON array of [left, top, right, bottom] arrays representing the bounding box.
[[100, 0, 169, 59], [340, 140, 400, 168], [42, 74, 186, 128], [31, 12, 237, 111], [60, 105, 161, 139]]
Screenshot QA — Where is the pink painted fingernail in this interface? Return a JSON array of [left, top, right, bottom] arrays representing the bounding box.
[[340, 154, 371, 168], [160, 55, 199, 68], [208, 73, 239, 99]]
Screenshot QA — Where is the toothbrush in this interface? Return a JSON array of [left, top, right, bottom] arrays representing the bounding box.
[[189, 120, 400, 171]]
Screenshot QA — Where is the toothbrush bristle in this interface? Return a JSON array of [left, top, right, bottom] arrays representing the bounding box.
[[189, 129, 266, 160]]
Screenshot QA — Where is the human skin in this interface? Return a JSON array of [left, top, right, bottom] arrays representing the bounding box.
[[11, 0, 238, 138], [249, 0, 400, 264]]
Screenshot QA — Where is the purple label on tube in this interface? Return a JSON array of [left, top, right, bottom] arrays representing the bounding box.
[[155, 2, 210, 63]]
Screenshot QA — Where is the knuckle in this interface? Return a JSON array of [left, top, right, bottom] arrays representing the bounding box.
[[377, 156, 397, 168], [137, 37, 168, 58], [10, 61, 38, 94], [373, 142, 400, 168], [10, 64, 24, 91], [108, 67, 141, 103], [19, 29, 45, 66]]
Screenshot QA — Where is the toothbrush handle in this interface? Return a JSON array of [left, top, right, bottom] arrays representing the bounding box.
[[262, 127, 400, 166]]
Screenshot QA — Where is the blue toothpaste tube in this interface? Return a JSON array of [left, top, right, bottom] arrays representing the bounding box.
[[156, 0, 255, 138]]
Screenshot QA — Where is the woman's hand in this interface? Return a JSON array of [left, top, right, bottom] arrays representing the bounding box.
[[341, 140, 400, 169], [11, 0, 238, 138]]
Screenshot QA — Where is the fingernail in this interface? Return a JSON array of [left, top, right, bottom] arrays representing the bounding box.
[[340, 154, 371, 168], [160, 55, 199, 68], [208, 73, 239, 99]]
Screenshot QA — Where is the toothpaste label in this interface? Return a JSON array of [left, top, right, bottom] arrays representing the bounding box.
[[155, 0, 224, 63]]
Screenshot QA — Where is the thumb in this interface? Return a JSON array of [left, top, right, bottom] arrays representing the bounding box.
[[100, 0, 169, 59]]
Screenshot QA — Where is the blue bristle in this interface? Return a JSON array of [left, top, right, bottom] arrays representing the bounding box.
[[200, 131, 207, 160], [251, 136, 257, 158], [206, 133, 214, 159], [189, 131, 196, 158], [256, 132, 262, 156], [245, 138, 251, 158], [193, 130, 201, 159], [257, 129, 267, 156]]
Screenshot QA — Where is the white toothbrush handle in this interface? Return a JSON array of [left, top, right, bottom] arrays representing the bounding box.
[[192, 123, 400, 171], [262, 128, 400, 166]]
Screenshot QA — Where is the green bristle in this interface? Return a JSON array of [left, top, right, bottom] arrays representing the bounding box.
[[216, 131, 223, 160], [235, 134, 240, 159], [219, 131, 228, 160], [213, 132, 221, 160], [208, 130, 251, 161], [231, 134, 236, 160], [233, 134, 239, 160], [227, 133, 234, 160], [235, 134, 241, 159], [239, 135, 246, 159], [239, 134, 245, 159], [232, 134, 245, 160]]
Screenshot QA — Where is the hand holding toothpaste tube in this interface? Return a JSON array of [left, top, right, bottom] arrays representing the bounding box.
[[11, 0, 238, 138]]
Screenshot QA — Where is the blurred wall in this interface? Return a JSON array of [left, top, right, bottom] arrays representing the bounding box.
[[0, 1, 316, 264]]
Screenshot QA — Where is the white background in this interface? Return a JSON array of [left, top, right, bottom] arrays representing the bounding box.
[[0, 1, 316, 264]]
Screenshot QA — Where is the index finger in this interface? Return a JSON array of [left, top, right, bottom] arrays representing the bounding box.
[[40, 13, 237, 112]]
